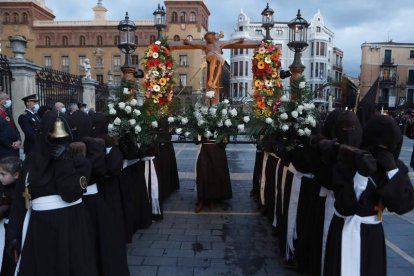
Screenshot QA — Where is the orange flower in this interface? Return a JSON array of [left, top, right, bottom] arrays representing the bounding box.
[[257, 61, 265, 69], [159, 78, 167, 86], [150, 81, 156, 87], [163, 47, 170, 55], [257, 101, 265, 109], [152, 44, 159, 52], [254, 80, 262, 87]]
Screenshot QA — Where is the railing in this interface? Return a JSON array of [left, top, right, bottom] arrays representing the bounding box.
[[95, 82, 109, 112], [36, 68, 83, 108], [0, 54, 12, 96]]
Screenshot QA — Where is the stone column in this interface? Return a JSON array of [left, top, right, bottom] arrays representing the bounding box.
[[82, 79, 98, 109], [8, 35, 41, 126]]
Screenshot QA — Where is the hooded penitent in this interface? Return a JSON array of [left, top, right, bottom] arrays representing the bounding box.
[[333, 110, 363, 147]]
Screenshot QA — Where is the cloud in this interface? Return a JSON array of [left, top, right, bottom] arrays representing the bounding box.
[[44, 0, 414, 77]]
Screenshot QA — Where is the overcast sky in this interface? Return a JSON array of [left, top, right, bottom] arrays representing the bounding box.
[[45, 0, 414, 77]]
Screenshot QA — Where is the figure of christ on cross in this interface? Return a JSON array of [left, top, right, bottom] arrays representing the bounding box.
[[169, 32, 260, 103]]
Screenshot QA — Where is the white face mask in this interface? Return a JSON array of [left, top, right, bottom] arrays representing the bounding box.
[[84, 108, 89, 114], [60, 107, 66, 114], [33, 104, 40, 112], [4, 100, 11, 108]]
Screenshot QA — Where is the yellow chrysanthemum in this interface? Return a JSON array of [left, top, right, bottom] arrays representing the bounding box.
[[272, 71, 279, 78]]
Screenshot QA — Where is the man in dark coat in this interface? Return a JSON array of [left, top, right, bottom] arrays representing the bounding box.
[[18, 94, 40, 155], [0, 92, 21, 159]]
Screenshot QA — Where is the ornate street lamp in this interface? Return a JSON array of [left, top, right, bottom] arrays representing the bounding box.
[[153, 4, 166, 40], [287, 9, 309, 80], [261, 3, 274, 41], [118, 12, 137, 69]]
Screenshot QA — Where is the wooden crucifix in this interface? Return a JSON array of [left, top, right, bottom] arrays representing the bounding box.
[[169, 32, 260, 104]]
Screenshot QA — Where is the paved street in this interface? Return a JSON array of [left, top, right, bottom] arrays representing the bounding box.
[[127, 138, 414, 275]]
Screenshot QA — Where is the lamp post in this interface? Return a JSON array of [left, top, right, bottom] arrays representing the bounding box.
[[153, 3, 166, 40], [287, 9, 309, 81], [261, 3, 274, 41], [117, 12, 137, 84]]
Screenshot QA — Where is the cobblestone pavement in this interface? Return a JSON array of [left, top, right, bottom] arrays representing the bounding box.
[[127, 138, 414, 275]]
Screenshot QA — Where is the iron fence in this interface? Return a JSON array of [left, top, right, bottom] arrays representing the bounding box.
[[36, 68, 83, 109], [0, 54, 13, 96], [95, 82, 109, 112]]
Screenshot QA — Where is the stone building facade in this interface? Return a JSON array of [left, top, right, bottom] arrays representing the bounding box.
[[230, 9, 343, 108], [0, 0, 212, 105], [360, 41, 414, 109]]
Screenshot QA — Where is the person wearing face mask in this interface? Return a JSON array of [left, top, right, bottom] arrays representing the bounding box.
[[0, 92, 21, 159], [18, 94, 41, 155], [54, 102, 67, 115]]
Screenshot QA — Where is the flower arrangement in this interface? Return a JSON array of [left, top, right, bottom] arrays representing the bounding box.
[[252, 40, 283, 126], [142, 39, 175, 117], [177, 97, 250, 144], [106, 84, 158, 155]]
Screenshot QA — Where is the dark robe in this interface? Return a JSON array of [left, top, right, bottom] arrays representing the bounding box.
[[6, 110, 98, 276], [251, 145, 264, 201], [0, 180, 16, 276], [196, 142, 232, 201], [324, 159, 414, 276]]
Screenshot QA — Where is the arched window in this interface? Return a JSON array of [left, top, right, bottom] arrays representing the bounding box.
[[4, 13, 9, 24], [149, 35, 156, 44], [62, 36, 68, 46], [45, 36, 51, 46], [97, 35, 103, 46], [22, 12, 28, 23], [186, 35, 193, 41], [13, 13, 19, 24], [171, 12, 178, 23], [173, 35, 180, 42], [114, 35, 120, 46], [180, 12, 186, 23], [134, 35, 138, 46], [189, 12, 196, 22], [79, 36, 86, 46]]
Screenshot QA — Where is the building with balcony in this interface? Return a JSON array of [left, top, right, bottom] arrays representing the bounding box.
[[230, 9, 343, 109], [360, 41, 414, 109]]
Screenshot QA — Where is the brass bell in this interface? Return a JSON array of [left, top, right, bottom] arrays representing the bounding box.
[[49, 117, 69, 138]]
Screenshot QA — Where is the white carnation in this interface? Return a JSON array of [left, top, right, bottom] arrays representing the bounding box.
[[133, 109, 141, 116], [281, 124, 289, 132], [107, 124, 114, 131], [237, 124, 245, 132], [224, 119, 232, 127], [217, 120, 223, 127], [201, 106, 209, 114], [118, 102, 126, 109], [206, 90, 215, 98], [291, 110, 299, 119], [209, 108, 217, 116], [197, 119, 205, 126], [129, 119, 136, 126], [184, 131, 191, 137], [113, 117, 121, 126], [243, 116, 250, 123], [123, 88, 130, 95], [229, 108, 237, 117], [181, 117, 188, 124], [107, 103, 114, 109], [265, 117, 273, 124], [175, 128, 182, 134], [152, 52, 159, 59], [297, 105, 304, 114], [125, 106, 132, 114], [134, 125, 142, 133], [297, 129, 305, 136], [304, 127, 312, 136], [221, 109, 228, 116], [168, 116, 175, 123], [155, 40, 161, 45], [151, 121, 158, 128], [204, 130, 212, 138], [299, 82, 306, 89], [223, 99, 230, 104], [153, 85, 160, 92], [280, 113, 288, 120], [129, 99, 138, 106], [109, 108, 117, 115]]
